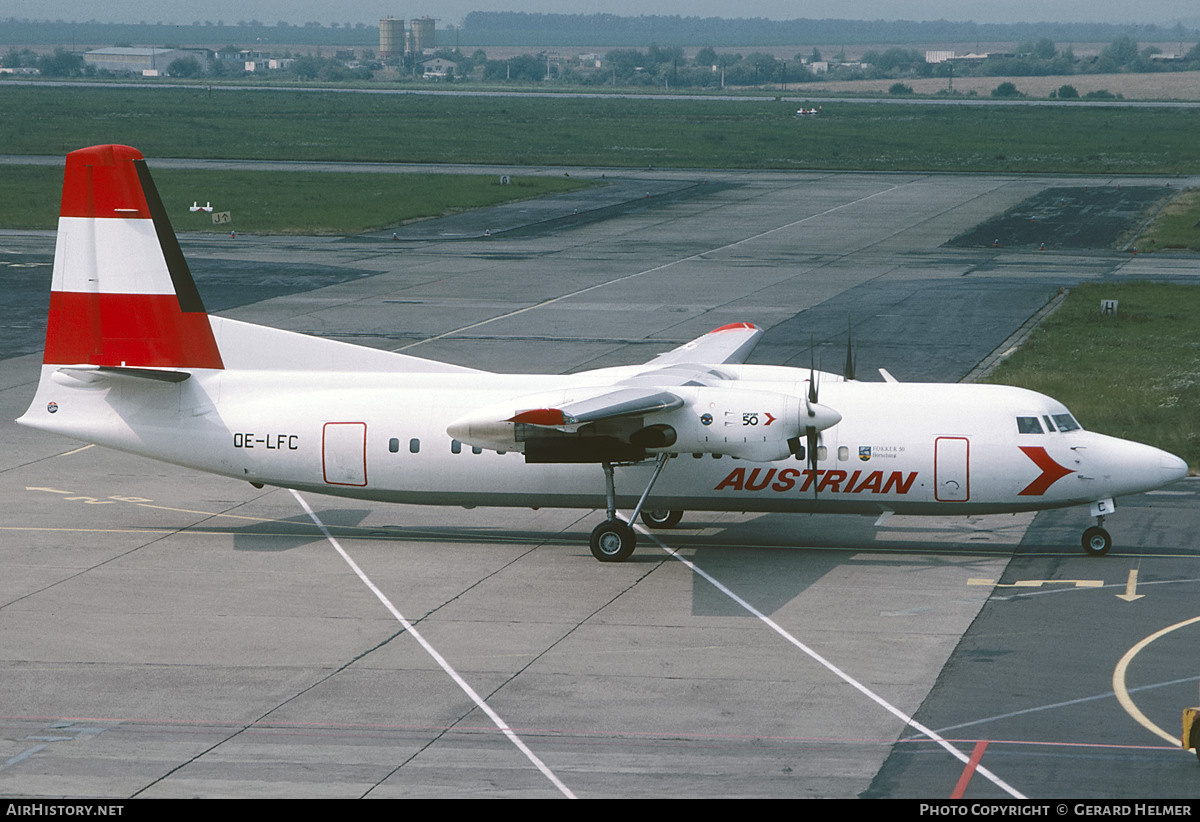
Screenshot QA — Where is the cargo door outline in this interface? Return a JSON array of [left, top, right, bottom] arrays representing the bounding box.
[[323, 421, 367, 486], [935, 436, 969, 502]]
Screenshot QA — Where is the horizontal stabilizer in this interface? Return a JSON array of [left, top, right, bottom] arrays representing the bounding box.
[[53, 364, 192, 384]]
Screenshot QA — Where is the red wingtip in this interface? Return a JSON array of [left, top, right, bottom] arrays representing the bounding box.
[[60, 144, 151, 219], [710, 322, 759, 333]]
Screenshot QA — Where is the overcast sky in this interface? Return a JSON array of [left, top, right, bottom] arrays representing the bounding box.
[[6, 1, 1199, 28]]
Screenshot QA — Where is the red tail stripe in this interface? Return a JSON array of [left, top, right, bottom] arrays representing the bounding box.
[[44, 291, 224, 369], [59, 145, 152, 220]]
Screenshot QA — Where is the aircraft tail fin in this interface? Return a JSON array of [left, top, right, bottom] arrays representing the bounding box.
[[44, 144, 224, 371]]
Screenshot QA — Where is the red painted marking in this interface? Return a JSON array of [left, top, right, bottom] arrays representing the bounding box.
[[950, 739, 989, 799], [763, 412, 776, 425], [322, 421, 368, 487], [59, 145, 152, 219], [935, 436, 970, 502], [1017, 446, 1073, 496], [508, 408, 566, 426], [44, 291, 224, 369], [710, 322, 758, 333], [714, 467, 919, 495]]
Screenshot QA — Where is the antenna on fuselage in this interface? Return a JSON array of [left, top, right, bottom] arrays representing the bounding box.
[[843, 319, 857, 382]]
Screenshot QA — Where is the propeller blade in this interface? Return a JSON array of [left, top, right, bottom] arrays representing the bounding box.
[[807, 426, 820, 500], [844, 321, 856, 382]]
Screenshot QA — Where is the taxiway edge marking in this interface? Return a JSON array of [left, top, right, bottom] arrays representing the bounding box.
[[636, 522, 1027, 800], [290, 489, 577, 799]]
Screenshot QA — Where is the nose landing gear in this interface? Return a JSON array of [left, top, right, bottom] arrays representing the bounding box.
[[1082, 523, 1112, 557], [1082, 499, 1115, 556]]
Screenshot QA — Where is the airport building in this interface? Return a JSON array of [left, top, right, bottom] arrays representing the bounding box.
[[83, 47, 208, 76]]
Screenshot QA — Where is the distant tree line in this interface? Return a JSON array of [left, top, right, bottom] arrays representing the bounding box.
[[859, 36, 1200, 84], [10, 35, 1200, 88], [0, 19, 373, 47], [4, 14, 1199, 50], [453, 12, 1198, 48]]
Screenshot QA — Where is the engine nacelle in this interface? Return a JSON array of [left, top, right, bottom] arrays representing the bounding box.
[[648, 385, 839, 462], [447, 385, 840, 463]]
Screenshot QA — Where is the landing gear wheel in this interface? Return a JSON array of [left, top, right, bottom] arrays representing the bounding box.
[[639, 509, 683, 529], [1082, 526, 1112, 557], [590, 519, 636, 562]]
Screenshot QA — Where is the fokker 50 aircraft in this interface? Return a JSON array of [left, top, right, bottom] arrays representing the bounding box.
[[17, 145, 1190, 561]]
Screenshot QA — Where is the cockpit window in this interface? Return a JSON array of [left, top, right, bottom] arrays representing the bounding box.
[[1051, 413, 1081, 432], [1017, 416, 1043, 434]]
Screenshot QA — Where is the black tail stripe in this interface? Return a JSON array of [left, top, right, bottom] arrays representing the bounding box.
[[133, 159, 207, 314]]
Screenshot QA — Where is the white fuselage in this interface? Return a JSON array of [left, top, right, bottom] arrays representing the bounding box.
[[21, 357, 1184, 518]]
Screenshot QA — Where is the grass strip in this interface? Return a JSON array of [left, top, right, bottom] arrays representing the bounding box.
[[984, 282, 1200, 471], [1132, 189, 1200, 252], [4, 85, 1200, 173], [0, 165, 595, 233]]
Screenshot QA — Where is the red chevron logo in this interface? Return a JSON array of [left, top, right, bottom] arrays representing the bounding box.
[[1017, 446, 1073, 496]]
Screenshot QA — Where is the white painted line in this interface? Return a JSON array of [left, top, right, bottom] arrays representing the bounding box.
[[290, 490, 576, 799], [1, 745, 46, 771], [637, 523, 1026, 800], [928, 674, 1200, 737]]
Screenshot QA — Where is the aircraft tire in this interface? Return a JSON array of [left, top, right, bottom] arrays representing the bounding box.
[[1082, 526, 1112, 557], [590, 519, 636, 562], [639, 509, 683, 529]]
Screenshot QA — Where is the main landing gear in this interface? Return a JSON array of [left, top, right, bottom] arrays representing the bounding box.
[[640, 508, 684, 529], [589, 455, 673, 562]]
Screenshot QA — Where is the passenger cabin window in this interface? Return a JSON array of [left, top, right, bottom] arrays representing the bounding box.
[[409, 438, 420, 454], [451, 439, 462, 454], [388, 438, 400, 453], [1017, 416, 1043, 434]]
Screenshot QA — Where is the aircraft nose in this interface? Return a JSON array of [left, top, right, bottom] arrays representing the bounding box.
[[1160, 450, 1189, 484]]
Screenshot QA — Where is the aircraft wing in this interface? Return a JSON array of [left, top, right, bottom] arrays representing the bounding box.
[[445, 322, 834, 464], [647, 322, 763, 366], [509, 388, 683, 431]]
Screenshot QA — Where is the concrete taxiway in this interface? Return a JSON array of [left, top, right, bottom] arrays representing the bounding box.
[[2, 165, 1199, 798]]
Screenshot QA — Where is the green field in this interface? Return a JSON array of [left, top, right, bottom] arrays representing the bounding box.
[[1132, 189, 1200, 252], [0, 165, 595, 234], [4, 84, 1200, 173], [984, 283, 1200, 471]]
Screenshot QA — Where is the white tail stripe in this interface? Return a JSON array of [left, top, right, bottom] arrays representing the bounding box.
[[52, 216, 175, 296]]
